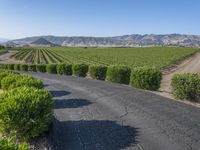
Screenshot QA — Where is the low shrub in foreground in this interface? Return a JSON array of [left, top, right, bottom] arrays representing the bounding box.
[[106, 65, 131, 84], [171, 73, 200, 102], [56, 64, 72, 75], [130, 67, 162, 91], [0, 71, 12, 88], [0, 87, 53, 140], [8, 64, 14, 70], [20, 64, 28, 71], [1, 74, 43, 90], [89, 65, 107, 80], [72, 64, 88, 77], [36, 64, 46, 73], [46, 64, 57, 74], [0, 137, 29, 150], [28, 64, 36, 72], [14, 64, 20, 71]]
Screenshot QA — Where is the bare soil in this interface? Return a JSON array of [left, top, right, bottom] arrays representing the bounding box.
[[0, 51, 22, 64]]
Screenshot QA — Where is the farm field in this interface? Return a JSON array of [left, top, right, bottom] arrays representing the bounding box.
[[11, 47, 199, 69]]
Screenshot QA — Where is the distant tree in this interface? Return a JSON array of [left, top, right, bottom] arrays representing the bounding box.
[[0, 45, 5, 50]]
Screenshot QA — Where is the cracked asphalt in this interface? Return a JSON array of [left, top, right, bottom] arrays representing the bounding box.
[[24, 72, 200, 150]]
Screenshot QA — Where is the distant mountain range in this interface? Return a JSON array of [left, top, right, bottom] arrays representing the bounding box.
[[3, 34, 200, 47], [0, 38, 10, 43]]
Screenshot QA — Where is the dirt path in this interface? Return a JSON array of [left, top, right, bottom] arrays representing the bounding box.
[[0, 51, 22, 64], [158, 51, 200, 99]]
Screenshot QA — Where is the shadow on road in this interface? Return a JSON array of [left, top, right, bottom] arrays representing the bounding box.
[[49, 118, 139, 150], [50, 90, 71, 97], [54, 98, 92, 109]]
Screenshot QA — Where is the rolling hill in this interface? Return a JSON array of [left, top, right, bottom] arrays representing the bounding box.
[[4, 34, 200, 47]]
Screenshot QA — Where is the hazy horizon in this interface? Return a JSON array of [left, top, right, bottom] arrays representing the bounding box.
[[0, 0, 199, 39]]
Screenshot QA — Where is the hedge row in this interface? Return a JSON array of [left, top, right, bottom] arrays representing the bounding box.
[[171, 73, 200, 102], [0, 64, 162, 91], [0, 70, 54, 148]]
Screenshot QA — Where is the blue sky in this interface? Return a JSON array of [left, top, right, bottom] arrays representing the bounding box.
[[0, 0, 199, 39]]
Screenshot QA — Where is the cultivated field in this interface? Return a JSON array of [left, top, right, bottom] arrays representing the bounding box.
[[11, 47, 198, 69]]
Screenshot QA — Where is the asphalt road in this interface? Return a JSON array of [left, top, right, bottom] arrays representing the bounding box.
[[24, 72, 200, 150]]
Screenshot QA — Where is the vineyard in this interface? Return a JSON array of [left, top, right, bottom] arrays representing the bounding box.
[[11, 47, 198, 69]]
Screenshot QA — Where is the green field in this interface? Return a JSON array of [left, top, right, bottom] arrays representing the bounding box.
[[12, 47, 199, 69]]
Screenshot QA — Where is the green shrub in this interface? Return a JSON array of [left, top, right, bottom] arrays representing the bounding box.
[[72, 64, 88, 77], [171, 73, 200, 102], [36, 64, 46, 73], [20, 64, 28, 71], [0, 87, 53, 140], [130, 67, 162, 91], [89, 65, 107, 80], [0, 71, 13, 88], [106, 65, 131, 84], [28, 64, 36, 72], [56, 64, 72, 75], [46, 64, 57, 74], [0, 137, 29, 150], [14, 64, 20, 71], [8, 64, 14, 70], [1, 64, 8, 70], [0, 64, 5, 69], [1, 74, 43, 90]]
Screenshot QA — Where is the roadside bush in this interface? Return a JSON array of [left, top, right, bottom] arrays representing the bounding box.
[[72, 64, 88, 77], [36, 64, 46, 73], [20, 64, 28, 71], [130, 67, 162, 91], [46, 64, 57, 74], [8, 64, 14, 70], [0, 87, 53, 140], [0, 71, 12, 88], [56, 64, 72, 75], [14, 64, 20, 71], [1, 74, 43, 90], [106, 65, 131, 84], [28, 64, 36, 72], [1, 64, 8, 70], [0, 137, 29, 150], [0, 64, 5, 69], [171, 73, 200, 102], [89, 65, 107, 80]]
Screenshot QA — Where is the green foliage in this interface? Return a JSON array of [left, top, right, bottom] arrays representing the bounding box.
[[1, 74, 43, 90], [89, 65, 107, 80], [12, 47, 198, 69], [0, 87, 53, 140], [20, 64, 28, 71], [0, 137, 29, 150], [28, 64, 36, 72], [171, 73, 200, 102], [46, 64, 57, 74], [130, 67, 162, 91], [36, 64, 46, 73], [106, 65, 131, 84], [14, 64, 21, 71], [8, 64, 15, 70], [56, 64, 72, 75], [1, 64, 8, 70], [0, 64, 5, 69], [0, 71, 12, 88], [72, 64, 88, 77], [0, 45, 5, 50]]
